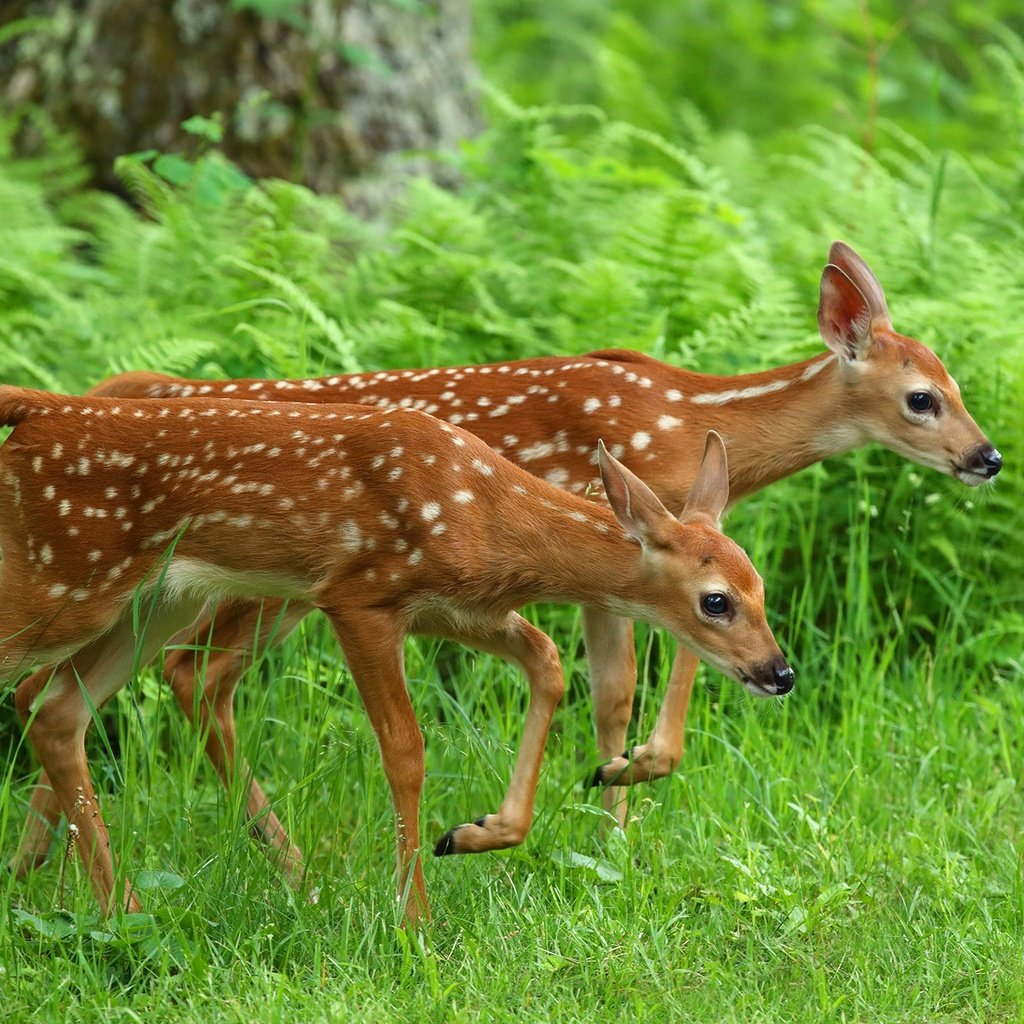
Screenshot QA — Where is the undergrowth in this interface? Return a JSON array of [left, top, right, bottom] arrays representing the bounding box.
[[0, 4, 1022, 1022]]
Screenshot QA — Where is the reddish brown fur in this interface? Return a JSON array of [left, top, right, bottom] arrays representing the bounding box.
[[1, 387, 784, 922], [12, 243, 998, 881]]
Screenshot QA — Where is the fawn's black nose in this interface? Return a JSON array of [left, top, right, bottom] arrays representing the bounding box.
[[773, 664, 795, 695], [982, 447, 1003, 477]]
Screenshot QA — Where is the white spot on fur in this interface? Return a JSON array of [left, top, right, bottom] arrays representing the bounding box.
[[631, 432, 651, 450], [519, 441, 554, 462], [421, 502, 442, 521], [801, 356, 834, 381], [690, 378, 793, 405], [340, 521, 362, 552], [658, 415, 683, 431], [453, 490, 475, 504]]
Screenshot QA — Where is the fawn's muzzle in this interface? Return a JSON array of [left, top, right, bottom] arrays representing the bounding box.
[[771, 664, 795, 694], [741, 658, 794, 697], [964, 443, 1003, 480], [979, 446, 1003, 478]]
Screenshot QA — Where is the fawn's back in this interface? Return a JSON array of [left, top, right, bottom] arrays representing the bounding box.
[[0, 389, 622, 653]]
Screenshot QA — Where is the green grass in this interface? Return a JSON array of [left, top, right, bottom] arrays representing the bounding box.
[[3, 486, 1022, 1022], [3, 608, 1023, 1022], [2, 2, 1024, 1020]]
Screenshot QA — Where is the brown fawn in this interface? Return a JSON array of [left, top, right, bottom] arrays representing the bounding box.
[[1, 387, 788, 921], [9, 241, 1000, 880]]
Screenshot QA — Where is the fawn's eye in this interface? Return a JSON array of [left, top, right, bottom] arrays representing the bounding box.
[[701, 592, 730, 616], [907, 391, 934, 413]]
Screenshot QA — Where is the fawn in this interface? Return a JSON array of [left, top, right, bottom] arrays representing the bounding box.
[[10, 242, 999, 880], [1, 387, 788, 921]]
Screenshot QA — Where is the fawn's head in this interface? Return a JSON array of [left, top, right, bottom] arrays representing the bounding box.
[[598, 432, 792, 697], [818, 241, 1000, 486]]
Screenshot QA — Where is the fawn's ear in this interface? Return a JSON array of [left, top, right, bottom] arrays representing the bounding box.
[[826, 241, 891, 324], [818, 263, 876, 362], [680, 431, 730, 526], [597, 440, 675, 548]]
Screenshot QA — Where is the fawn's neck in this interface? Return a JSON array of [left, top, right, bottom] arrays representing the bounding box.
[[488, 492, 652, 619], [659, 353, 863, 502]]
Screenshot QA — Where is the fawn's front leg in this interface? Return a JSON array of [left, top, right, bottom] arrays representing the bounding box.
[[589, 647, 699, 787], [324, 607, 429, 925], [582, 607, 637, 826], [431, 613, 566, 857]]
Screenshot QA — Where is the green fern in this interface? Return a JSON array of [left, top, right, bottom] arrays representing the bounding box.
[[0, 29, 1019, 654]]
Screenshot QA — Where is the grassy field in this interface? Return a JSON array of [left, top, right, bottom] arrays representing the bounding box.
[[2, 3, 1024, 1021]]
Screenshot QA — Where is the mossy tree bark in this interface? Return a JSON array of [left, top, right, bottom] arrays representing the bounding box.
[[0, 0, 479, 197]]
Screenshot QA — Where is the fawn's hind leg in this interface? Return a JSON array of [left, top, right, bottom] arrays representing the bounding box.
[[164, 597, 312, 886], [13, 598, 203, 913]]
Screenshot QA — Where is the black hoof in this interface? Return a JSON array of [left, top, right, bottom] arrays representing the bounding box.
[[433, 829, 457, 857], [584, 749, 632, 790]]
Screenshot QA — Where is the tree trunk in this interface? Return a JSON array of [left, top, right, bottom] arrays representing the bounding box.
[[0, 0, 480, 200]]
